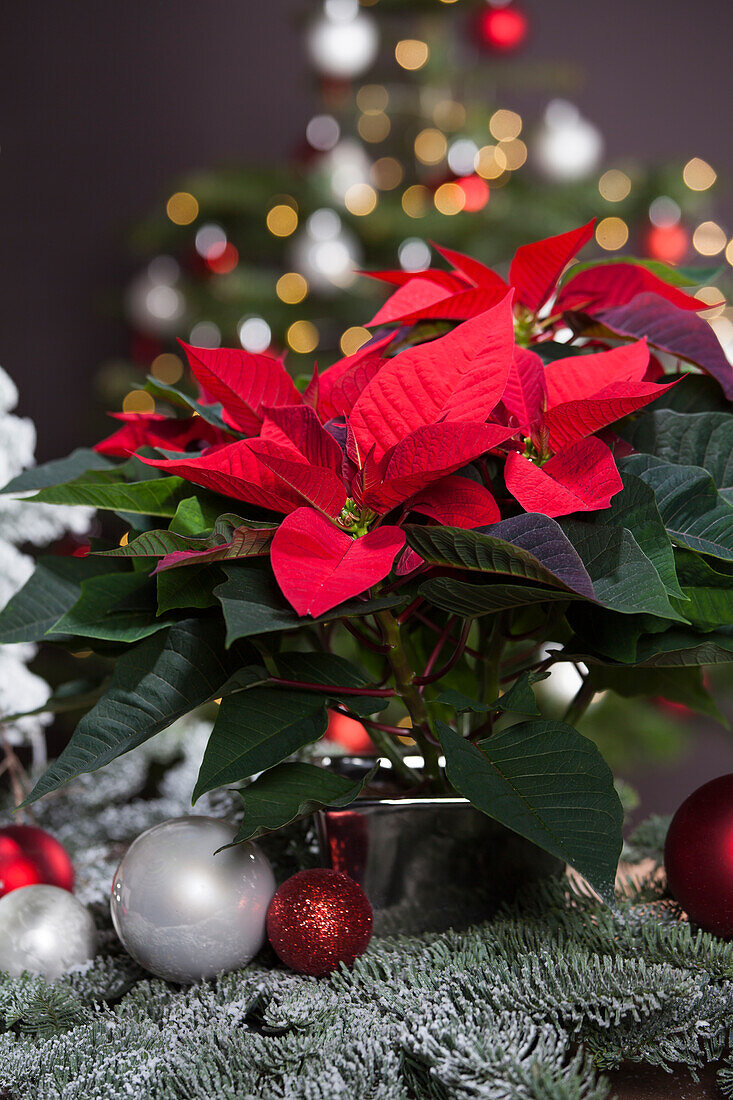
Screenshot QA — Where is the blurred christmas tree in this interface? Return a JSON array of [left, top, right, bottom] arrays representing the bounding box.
[[102, 0, 730, 409]]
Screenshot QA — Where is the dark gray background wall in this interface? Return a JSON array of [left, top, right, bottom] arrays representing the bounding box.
[[1, 0, 731, 462]]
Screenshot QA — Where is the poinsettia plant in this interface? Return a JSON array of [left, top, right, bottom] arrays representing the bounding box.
[[3, 219, 733, 902]]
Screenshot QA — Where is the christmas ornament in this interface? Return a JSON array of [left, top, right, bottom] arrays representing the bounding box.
[[267, 868, 373, 975], [110, 817, 276, 982], [533, 100, 603, 182], [475, 3, 529, 54], [665, 774, 733, 939], [0, 824, 74, 898], [324, 709, 374, 754], [0, 885, 96, 979], [307, 0, 378, 80]]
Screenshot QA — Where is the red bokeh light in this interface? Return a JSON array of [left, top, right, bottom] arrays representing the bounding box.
[[476, 6, 529, 53], [644, 223, 689, 265], [456, 175, 490, 211], [207, 242, 239, 274], [324, 709, 374, 754]]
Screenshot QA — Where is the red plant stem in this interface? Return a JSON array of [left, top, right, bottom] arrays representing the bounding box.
[[415, 620, 472, 687], [422, 615, 457, 678], [341, 619, 390, 654], [413, 611, 481, 660], [269, 678, 395, 698], [361, 717, 414, 738], [397, 597, 423, 625]]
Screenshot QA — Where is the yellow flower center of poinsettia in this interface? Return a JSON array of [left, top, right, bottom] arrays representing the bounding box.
[[521, 434, 551, 466], [337, 498, 376, 537]]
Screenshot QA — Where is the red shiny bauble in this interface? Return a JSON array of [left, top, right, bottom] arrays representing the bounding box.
[[665, 775, 733, 938], [267, 869, 373, 975], [475, 5, 529, 53], [324, 709, 374, 754], [0, 825, 75, 898]]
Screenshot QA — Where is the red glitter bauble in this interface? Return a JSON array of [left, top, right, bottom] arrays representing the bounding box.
[[267, 869, 373, 975], [475, 5, 529, 53], [665, 774, 733, 938], [0, 825, 74, 898]]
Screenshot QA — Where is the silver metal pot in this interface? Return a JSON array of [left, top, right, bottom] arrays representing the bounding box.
[[317, 783, 563, 935]]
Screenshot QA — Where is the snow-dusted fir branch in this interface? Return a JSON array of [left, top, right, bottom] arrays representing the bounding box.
[[0, 366, 91, 763]]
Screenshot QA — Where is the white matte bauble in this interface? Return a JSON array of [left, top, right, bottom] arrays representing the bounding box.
[[0, 885, 96, 979], [110, 817, 276, 983], [307, 3, 378, 79], [532, 99, 603, 182]]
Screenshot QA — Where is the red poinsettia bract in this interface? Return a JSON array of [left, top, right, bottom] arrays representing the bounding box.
[[92, 223, 732, 617]]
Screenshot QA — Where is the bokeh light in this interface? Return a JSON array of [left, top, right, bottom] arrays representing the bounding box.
[[499, 138, 527, 171], [195, 223, 227, 259], [649, 196, 681, 227], [694, 286, 726, 318], [433, 99, 466, 131], [401, 184, 430, 218], [447, 138, 479, 176], [340, 326, 371, 356], [151, 353, 184, 384], [276, 272, 308, 304], [189, 321, 221, 348], [693, 221, 727, 256], [306, 115, 340, 151], [476, 144, 508, 180], [356, 84, 389, 114], [267, 204, 299, 237], [371, 157, 403, 190], [358, 112, 391, 143], [598, 170, 631, 203], [683, 157, 717, 191], [287, 320, 319, 354], [456, 175, 490, 211], [207, 242, 238, 274], [123, 390, 155, 414], [344, 183, 377, 216], [596, 217, 629, 250], [395, 39, 429, 70], [489, 109, 522, 141], [398, 237, 431, 271], [238, 317, 272, 353], [414, 128, 447, 165], [166, 192, 199, 225], [434, 182, 465, 215]]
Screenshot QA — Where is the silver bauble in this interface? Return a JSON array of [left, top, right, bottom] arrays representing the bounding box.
[[110, 817, 276, 983], [0, 885, 96, 979]]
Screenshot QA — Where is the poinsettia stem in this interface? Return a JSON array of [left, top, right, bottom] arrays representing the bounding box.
[[341, 619, 391, 654], [415, 620, 471, 688], [374, 609, 441, 783], [563, 677, 595, 728], [359, 720, 422, 786], [473, 616, 505, 735]]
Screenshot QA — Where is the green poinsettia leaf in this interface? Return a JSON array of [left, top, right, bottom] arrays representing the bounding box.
[[0, 555, 119, 644], [274, 652, 389, 716], [597, 473, 684, 599], [214, 565, 403, 644], [52, 571, 173, 643], [650, 374, 730, 415], [622, 455, 733, 561], [193, 689, 329, 802], [587, 665, 725, 725], [228, 762, 376, 843], [559, 520, 687, 622], [156, 564, 220, 614], [23, 619, 266, 806], [633, 628, 733, 668], [141, 377, 237, 434], [622, 411, 733, 493], [31, 476, 190, 517], [420, 578, 580, 618], [405, 521, 592, 596], [1, 448, 113, 493], [438, 670, 549, 718], [437, 720, 623, 904]]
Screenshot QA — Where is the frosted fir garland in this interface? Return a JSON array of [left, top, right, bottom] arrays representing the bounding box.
[[0, 718, 731, 1100], [0, 365, 92, 756]]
